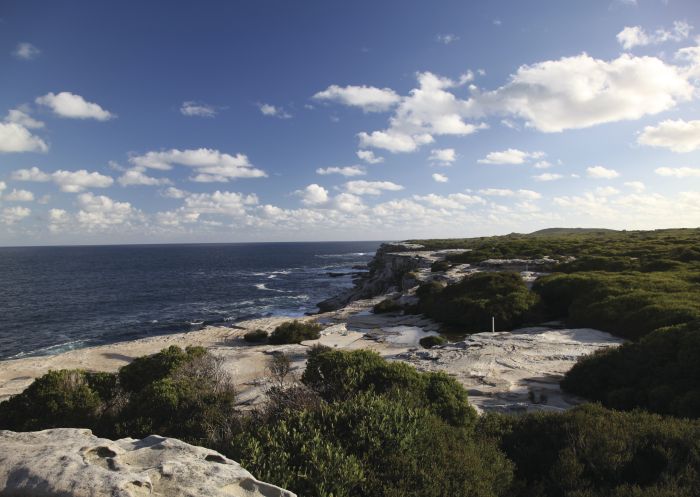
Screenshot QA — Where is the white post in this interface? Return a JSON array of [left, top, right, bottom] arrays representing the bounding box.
[[491, 316, 495, 333]]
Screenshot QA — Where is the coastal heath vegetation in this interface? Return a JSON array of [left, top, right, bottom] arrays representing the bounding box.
[[2, 345, 700, 496]]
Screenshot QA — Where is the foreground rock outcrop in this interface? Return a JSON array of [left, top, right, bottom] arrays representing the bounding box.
[[0, 428, 295, 497]]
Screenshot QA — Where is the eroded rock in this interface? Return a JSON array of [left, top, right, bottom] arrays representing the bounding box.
[[0, 428, 295, 497]]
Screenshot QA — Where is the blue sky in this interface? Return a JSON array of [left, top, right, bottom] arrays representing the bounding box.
[[1, 0, 699, 245]]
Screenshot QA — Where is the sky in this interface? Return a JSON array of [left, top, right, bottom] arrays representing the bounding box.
[[0, 0, 699, 245]]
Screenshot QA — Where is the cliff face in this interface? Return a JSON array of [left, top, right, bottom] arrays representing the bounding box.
[[0, 428, 295, 497], [317, 243, 433, 311]]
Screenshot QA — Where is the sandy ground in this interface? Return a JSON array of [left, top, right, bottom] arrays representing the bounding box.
[[0, 297, 623, 413]]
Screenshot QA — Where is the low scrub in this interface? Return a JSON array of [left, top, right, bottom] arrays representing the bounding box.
[[372, 298, 402, 314], [268, 321, 322, 344], [419, 335, 447, 348], [243, 329, 268, 343]]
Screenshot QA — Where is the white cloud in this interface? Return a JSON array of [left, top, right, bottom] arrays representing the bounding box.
[[297, 184, 329, 205], [180, 101, 217, 118], [356, 150, 384, 164], [258, 103, 291, 119], [5, 108, 44, 129], [533, 160, 553, 169], [655, 166, 700, 178], [52, 170, 114, 192], [0, 122, 48, 153], [469, 52, 694, 132], [358, 130, 434, 153], [129, 148, 267, 182], [617, 21, 693, 50], [4, 189, 34, 202], [429, 148, 457, 165], [436, 33, 460, 44], [162, 187, 188, 199], [432, 173, 449, 183], [637, 119, 700, 153], [533, 173, 563, 181], [333, 193, 365, 213], [316, 166, 366, 177], [587, 165, 620, 179], [1, 206, 31, 224], [595, 186, 621, 196], [36, 92, 115, 121], [478, 188, 542, 200], [12, 42, 40, 60], [478, 148, 544, 165], [0, 182, 5, 196], [413, 193, 484, 209], [344, 180, 404, 195], [624, 181, 646, 192], [76, 193, 136, 229], [11, 167, 51, 181], [118, 167, 171, 186], [313, 85, 400, 112]]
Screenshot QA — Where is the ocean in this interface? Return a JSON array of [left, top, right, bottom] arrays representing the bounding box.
[[0, 241, 381, 359]]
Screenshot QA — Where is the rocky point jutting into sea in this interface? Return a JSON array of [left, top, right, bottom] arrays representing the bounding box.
[[0, 241, 624, 495]]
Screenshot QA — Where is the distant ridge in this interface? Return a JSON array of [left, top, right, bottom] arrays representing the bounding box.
[[528, 227, 618, 236]]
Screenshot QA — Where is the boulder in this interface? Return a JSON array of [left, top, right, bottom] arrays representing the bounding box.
[[0, 428, 295, 497]]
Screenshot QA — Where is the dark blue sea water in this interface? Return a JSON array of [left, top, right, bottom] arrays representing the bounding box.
[[0, 242, 381, 359]]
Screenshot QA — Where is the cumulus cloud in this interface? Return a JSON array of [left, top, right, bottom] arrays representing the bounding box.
[[413, 193, 484, 209], [316, 166, 366, 177], [655, 166, 700, 178], [533, 173, 563, 181], [533, 160, 553, 169], [258, 103, 291, 119], [12, 42, 40, 60], [162, 186, 188, 199], [595, 186, 621, 196], [1, 206, 31, 224], [344, 180, 404, 195], [5, 108, 44, 129], [4, 189, 34, 202], [51, 170, 114, 192], [432, 173, 448, 183], [624, 181, 646, 192], [587, 166, 620, 179], [478, 149, 544, 164], [616, 21, 692, 50], [313, 85, 400, 112], [296, 184, 329, 205], [429, 148, 457, 165], [36, 92, 115, 120], [76, 193, 136, 229], [356, 150, 384, 164], [0, 122, 48, 153], [129, 148, 267, 182], [118, 167, 171, 186], [180, 101, 217, 118], [637, 119, 700, 153], [478, 188, 542, 200], [358, 130, 434, 153], [11, 167, 51, 181], [436, 33, 460, 44]]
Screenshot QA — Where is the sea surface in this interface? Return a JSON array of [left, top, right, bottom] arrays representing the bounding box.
[[0, 241, 381, 359]]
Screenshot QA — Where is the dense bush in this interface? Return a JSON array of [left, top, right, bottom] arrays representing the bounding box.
[[372, 298, 402, 314], [562, 321, 700, 417], [0, 346, 236, 446], [483, 403, 700, 497], [243, 329, 268, 343], [419, 335, 447, 348], [302, 347, 476, 427], [268, 320, 322, 344], [417, 272, 539, 331], [430, 259, 451, 272]]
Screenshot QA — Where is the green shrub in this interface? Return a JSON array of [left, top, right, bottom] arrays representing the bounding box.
[[417, 272, 539, 331], [302, 348, 476, 427], [243, 329, 268, 343], [431, 259, 451, 272], [372, 298, 402, 314], [419, 335, 447, 348], [268, 320, 322, 344]]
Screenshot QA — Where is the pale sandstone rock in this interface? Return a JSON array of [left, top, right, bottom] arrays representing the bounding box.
[[0, 428, 295, 497]]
